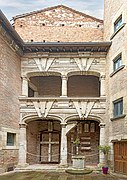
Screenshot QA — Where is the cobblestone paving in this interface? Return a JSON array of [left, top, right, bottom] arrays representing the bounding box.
[[0, 171, 127, 180]]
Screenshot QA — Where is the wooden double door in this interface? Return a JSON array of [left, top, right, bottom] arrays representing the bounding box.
[[114, 141, 127, 175]]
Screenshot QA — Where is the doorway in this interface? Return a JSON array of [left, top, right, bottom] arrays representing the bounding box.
[[114, 141, 127, 175], [40, 121, 61, 163], [67, 120, 100, 165]]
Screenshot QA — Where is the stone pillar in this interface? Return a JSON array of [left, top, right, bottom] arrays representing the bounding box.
[[100, 75, 106, 97], [22, 77, 28, 96], [18, 124, 28, 167], [99, 123, 106, 164], [61, 75, 68, 97], [60, 123, 67, 166]]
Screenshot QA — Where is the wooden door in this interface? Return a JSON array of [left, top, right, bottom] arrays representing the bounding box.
[[114, 141, 127, 175], [40, 131, 60, 163]]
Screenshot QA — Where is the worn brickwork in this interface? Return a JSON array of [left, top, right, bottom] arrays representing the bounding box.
[[0, 35, 21, 128], [104, 0, 127, 146], [0, 34, 21, 172], [13, 5, 103, 42], [30, 76, 61, 96], [68, 75, 100, 97]]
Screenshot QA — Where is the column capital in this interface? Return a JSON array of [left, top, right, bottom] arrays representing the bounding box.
[[61, 75, 68, 80], [22, 76, 28, 80], [61, 123, 67, 128], [100, 75, 106, 80], [99, 123, 106, 128], [19, 123, 27, 128]]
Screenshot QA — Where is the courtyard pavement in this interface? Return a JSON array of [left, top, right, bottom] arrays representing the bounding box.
[[0, 171, 127, 180]]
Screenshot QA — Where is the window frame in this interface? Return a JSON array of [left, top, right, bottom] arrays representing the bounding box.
[[114, 15, 122, 32], [113, 53, 122, 71], [113, 98, 123, 118], [7, 132, 16, 146]]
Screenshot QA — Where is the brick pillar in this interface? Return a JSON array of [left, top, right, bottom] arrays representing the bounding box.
[[100, 75, 106, 97], [61, 75, 68, 97], [22, 77, 28, 96], [18, 124, 28, 167], [99, 123, 106, 164], [60, 123, 67, 166]]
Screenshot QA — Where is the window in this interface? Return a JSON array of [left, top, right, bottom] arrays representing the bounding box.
[[114, 15, 122, 32], [113, 54, 122, 71], [113, 98, 123, 117], [7, 133, 15, 146]]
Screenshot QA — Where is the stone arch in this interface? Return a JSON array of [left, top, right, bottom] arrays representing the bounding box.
[[67, 71, 101, 97], [26, 71, 62, 79], [66, 114, 101, 165], [65, 114, 103, 124], [26, 71, 62, 97], [67, 71, 100, 78], [22, 114, 63, 124]]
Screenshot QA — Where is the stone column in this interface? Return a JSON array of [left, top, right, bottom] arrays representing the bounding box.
[[18, 124, 28, 167], [60, 123, 67, 166], [61, 75, 68, 97], [100, 75, 106, 97], [99, 123, 106, 164], [22, 76, 28, 96]]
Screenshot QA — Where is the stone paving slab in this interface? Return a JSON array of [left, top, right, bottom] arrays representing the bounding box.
[[0, 171, 127, 180]]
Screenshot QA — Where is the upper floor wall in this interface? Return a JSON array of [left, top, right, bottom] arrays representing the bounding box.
[[13, 5, 103, 42], [104, 0, 127, 41]]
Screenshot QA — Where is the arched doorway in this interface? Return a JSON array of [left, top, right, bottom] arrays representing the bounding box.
[[67, 120, 100, 165], [26, 120, 61, 164]]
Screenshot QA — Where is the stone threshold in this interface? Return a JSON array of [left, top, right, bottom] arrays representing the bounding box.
[[14, 164, 98, 172]]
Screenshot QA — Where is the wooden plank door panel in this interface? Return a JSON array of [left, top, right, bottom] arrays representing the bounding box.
[[114, 142, 127, 175]]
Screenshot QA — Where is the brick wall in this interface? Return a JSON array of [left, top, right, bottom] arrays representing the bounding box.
[[30, 76, 61, 96], [0, 35, 21, 128], [68, 75, 100, 97], [14, 6, 103, 42], [0, 34, 21, 172]]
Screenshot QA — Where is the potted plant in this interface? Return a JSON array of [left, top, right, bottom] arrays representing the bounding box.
[[73, 138, 80, 155], [99, 145, 111, 174]]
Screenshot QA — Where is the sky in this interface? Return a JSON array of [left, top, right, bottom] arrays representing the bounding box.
[[0, 0, 104, 22]]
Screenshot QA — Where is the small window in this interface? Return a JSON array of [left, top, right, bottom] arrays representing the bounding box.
[[113, 98, 123, 117], [114, 15, 122, 32], [7, 133, 15, 146], [113, 54, 122, 71]]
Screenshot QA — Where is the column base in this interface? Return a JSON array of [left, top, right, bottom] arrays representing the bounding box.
[[16, 163, 29, 169], [60, 96, 67, 98], [59, 159, 68, 167]]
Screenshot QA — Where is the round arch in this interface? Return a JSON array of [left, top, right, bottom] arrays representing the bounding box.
[[67, 71, 100, 78], [26, 71, 62, 79], [22, 114, 63, 124]]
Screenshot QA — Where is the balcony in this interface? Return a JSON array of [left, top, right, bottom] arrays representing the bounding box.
[[19, 96, 106, 122]]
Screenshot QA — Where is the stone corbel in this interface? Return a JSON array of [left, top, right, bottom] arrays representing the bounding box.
[[73, 100, 95, 119], [33, 100, 54, 118], [34, 57, 55, 71]]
